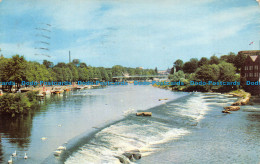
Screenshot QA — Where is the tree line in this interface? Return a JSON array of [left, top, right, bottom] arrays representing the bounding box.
[[169, 52, 247, 91], [0, 55, 157, 91]]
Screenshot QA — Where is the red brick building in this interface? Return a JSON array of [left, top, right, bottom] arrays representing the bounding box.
[[240, 50, 260, 95]]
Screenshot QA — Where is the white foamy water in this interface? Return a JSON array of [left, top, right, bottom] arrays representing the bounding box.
[[169, 93, 210, 121], [65, 122, 190, 164], [64, 93, 215, 164], [63, 92, 241, 164]]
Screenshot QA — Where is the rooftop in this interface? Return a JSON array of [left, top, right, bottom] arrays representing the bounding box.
[[238, 50, 260, 56]]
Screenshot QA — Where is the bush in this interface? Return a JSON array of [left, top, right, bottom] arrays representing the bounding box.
[[0, 92, 37, 117], [26, 91, 39, 102]]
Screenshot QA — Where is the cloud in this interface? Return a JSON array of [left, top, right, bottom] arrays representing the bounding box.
[[0, 0, 260, 68], [39, 0, 259, 67], [0, 42, 52, 62]]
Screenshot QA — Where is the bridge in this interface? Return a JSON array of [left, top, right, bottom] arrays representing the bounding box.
[[112, 75, 168, 81]]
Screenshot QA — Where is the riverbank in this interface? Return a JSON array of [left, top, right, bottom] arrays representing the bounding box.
[[0, 84, 102, 116], [153, 82, 252, 105]]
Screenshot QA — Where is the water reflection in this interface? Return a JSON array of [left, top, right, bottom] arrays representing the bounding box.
[[0, 90, 87, 163], [246, 113, 260, 134], [0, 140, 3, 163], [0, 114, 33, 148]]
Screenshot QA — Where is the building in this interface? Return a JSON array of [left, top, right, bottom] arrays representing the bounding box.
[[158, 68, 171, 75], [240, 50, 260, 95]]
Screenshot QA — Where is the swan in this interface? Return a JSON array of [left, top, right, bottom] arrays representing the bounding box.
[[12, 150, 16, 157], [57, 146, 66, 150], [41, 137, 47, 141], [8, 156, 12, 163], [24, 153, 28, 159], [54, 150, 62, 156]]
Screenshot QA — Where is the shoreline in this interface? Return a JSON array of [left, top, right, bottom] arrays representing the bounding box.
[[152, 84, 252, 113]]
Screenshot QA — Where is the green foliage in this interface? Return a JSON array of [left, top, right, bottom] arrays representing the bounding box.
[[155, 67, 158, 74], [183, 58, 198, 73], [43, 60, 54, 68], [198, 57, 209, 67], [26, 91, 39, 102], [169, 70, 185, 82], [0, 93, 31, 117], [112, 65, 125, 76], [218, 62, 236, 81], [195, 64, 220, 82], [234, 52, 247, 72], [173, 59, 184, 72], [169, 51, 243, 92], [220, 52, 236, 65], [0, 55, 158, 85], [0, 55, 27, 90], [209, 55, 220, 65], [26, 62, 51, 82]]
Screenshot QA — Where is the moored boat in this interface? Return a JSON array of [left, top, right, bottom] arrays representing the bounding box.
[[52, 87, 64, 94]]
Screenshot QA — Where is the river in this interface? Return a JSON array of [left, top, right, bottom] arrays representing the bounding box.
[[0, 85, 259, 164]]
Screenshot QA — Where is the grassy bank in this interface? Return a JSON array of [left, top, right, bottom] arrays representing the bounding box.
[[229, 89, 250, 98]]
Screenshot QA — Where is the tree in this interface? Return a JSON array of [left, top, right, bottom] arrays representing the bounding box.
[[78, 67, 88, 81], [99, 67, 109, 81], [87, 66, 94, 81], [43, 60, 54, 68], [79, 63, 87, 68], [72, 59, 80, 67], [55, 62, 66, 68], [195, 64, 220, 82], [220, 52, 236, 65], [183, 58, 198, 74], [218, 62, 236, 81], [198, 57, 209, 67], [169, 70, 185, 81], [67, 63, 79, 81], [209, 55, 220, 65], [53, 67, 64, 81], [93, 67, 102, 80], [135, 68, 142, 75], [25, 62, 47, 83], [128, 68, 136, 76], [234, 52, 247, 72], [112, 65, 125, 76], [155, 67, 158, 74], [0, 55, 27, 91], [173, 59, 184, 72]]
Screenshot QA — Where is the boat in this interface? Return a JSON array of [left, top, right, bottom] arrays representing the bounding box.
[[84, 85, 92, 89], [42, 90, 51, 95], [76, 86, 84, 90], [36, 94, 45, 100], [52, 87, 64, 94], [92, 84, 101, 88]]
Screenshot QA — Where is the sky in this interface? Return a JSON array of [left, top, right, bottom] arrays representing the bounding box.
[[0, 0, 260, 70]]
